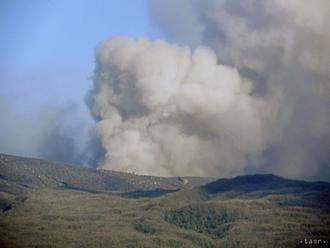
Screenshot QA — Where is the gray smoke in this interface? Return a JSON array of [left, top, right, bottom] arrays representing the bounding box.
[[88, 0, 330, 180], [0, 98, 97, 166]]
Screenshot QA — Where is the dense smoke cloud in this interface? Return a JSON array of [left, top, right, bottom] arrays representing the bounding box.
[[89, 37, 274, 176], [89, 0, 329, 179]]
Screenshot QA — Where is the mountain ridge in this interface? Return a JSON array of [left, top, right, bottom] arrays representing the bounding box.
[[1, 153, 329, 195], [0, 153, 213, 193], [202, 173, 330, 194]]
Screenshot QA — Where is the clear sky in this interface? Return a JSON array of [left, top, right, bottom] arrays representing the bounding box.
[[0, 0, 161, 117]]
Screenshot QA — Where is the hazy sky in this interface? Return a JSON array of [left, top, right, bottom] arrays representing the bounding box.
[[1, 0, 159, 117], [0, 0, 163, 162], [1, 0, 329, 181]]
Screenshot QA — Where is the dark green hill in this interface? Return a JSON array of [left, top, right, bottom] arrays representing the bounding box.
[[201, 174, 330, 209], [202, 174, 330, 194]]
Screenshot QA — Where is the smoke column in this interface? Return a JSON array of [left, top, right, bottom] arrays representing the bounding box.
[[88, 0, 330, 179]]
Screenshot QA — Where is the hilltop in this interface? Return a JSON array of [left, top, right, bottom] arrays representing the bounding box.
[[0, 153, 212, 196]]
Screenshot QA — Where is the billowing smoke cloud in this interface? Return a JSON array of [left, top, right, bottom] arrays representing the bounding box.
[[88, 37, 275, 176], [88, 0, 330, 180]]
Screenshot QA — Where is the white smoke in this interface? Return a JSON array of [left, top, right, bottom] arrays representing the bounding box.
[[88, 0, 330, 179], [89, 37, 277, 176]]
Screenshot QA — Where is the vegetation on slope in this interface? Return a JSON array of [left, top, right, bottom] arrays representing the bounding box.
[[0, 154, 330, 247], [0, 153, 212, 194], [165, 202, 243, 238]]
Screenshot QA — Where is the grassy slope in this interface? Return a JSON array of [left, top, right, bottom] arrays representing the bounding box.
[[0, 188, 216, 248], [1, 154, 330, 247], [1, 187, 330, 248], [0, 154, 213, 193]]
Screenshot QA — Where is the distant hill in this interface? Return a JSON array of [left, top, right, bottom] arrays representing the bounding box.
[[202, 173, 330, 194], [0, 153, 213, 193], [201, 174, 330, 209]]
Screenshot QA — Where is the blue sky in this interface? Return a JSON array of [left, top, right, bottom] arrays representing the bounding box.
[[0, 0, 162, 117]]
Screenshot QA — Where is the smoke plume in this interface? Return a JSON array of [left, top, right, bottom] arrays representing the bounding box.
[[88, 0, 330, 179], [0, 99, 98, 166]]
